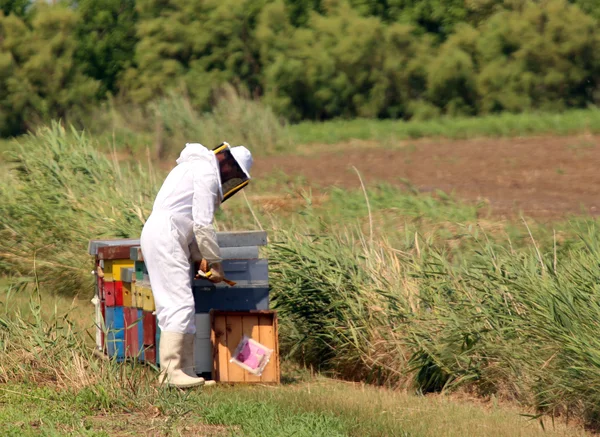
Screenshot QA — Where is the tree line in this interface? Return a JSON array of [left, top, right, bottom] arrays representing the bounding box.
[[1, 0, 599, 136]]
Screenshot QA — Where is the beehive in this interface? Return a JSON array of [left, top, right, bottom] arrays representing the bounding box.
[[88, 231, 274, 381], [211, 310, 280, 383]]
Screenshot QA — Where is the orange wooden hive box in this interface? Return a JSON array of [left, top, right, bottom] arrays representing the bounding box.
[[210, 310, 280, 384]]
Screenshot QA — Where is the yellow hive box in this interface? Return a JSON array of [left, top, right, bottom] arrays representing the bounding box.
[[122, 282, 132, 307], [136, 284, 145, 310], [137, 285, 146, 309], [111, 260, 135, 282], [130, 281, 137, 308], [101, 260, 134, 282], [103, 260, 113, 274], [141, 286, 156, 312]]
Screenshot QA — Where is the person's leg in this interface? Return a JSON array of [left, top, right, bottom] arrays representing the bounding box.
[[141, 215, 203, 388]]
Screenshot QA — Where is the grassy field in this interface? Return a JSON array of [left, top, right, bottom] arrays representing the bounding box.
[[289, 108, 600, 145], [2, 117, 600, 435], [0, 288, 587, 437], [0, 379, 587, 437]]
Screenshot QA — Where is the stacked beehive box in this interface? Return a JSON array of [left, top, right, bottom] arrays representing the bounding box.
[[88, 231, 278, 383], [88, 239, 157, 364]]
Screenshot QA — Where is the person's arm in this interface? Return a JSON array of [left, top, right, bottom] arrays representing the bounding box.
[[192, 165, 224, 283]]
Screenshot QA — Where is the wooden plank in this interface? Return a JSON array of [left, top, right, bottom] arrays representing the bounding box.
[[137, 310, 145, 361], [124, 308, 137, 358], [115, 282, 123, 306], [122, 282, 132, 307], [258, 314, 278, 383], [148, 290, 155, 312], [217, 231, 267, 248], [273, 315, 280, 383], [121, 267, 134, 283], [89, 233, 265, 256], [129, 246, 144, 261], [195, 338, 212, 374], [212, 313, 229, 382], [144, 346, 156, 364], [226, 315, 245, 382], [94, 299, 102, 351], [129, 281, 141, 309], [191, 286, 270, 313], [103, 260, 113, 275], [143, 311, 156, 346], [242, 315, 261, 383], [195, 314, 211, 339], [98, 245, 137, 261], [221, 246, 259, 259], [100, 302, 106, 352], [88, 238, 140, 256], [156, 324, 161, 366], [135, 261, 146, 280], [104, 281, 116, 307], [137, 283, 144, 309], [206, 310, 274, 317], [141, 286, 155, 312]]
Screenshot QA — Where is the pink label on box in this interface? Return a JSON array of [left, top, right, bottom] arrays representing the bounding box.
[[235, 340, 267, 370]]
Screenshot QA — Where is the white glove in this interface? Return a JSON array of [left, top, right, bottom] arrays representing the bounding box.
[[193, 224, 222, 264]]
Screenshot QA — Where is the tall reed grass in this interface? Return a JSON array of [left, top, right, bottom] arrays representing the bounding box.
[[80, 86, 291, 159], [0, 281, 203, 429], [268, 218, 600, 428], [0, 122, 157, 295]]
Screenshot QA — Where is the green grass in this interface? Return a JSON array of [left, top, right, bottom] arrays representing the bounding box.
[[3, 121, 600, 432], [0, 370, 588, 437], [289, 109, 600, 145], [0, 364, 588, 437]]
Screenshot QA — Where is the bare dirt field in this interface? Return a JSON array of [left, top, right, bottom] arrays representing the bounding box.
[[254, 134, 600, 219]]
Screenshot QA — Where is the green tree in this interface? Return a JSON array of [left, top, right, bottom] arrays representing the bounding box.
[[570, 0, 600, 20], [0, 4, 99, 135], [124, 0, 268, 109], [258, 0, 395, 120], [0, 0, 30, 18], [426, 24, 480, 116], [476, 0, 600, 113], [382, 0, 469, 37], [284, 0, 322, 26], [381, 23, 434, 119], [72, 0, 138, 97]]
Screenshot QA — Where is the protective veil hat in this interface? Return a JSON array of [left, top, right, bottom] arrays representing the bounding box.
[[213, 142, 253, 202]]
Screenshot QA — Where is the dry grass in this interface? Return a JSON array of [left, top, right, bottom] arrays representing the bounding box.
[[85, 413, 233, 437], [279, 378, 590, 437]]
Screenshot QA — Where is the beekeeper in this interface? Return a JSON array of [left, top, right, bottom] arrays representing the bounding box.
[[140, 142, 252, 388]]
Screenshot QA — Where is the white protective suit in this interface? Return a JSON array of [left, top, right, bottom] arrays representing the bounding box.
[[140, 143, 251, 334]]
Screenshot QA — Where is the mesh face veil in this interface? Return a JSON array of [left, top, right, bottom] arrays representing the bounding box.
[[213, 142, 252, 202]]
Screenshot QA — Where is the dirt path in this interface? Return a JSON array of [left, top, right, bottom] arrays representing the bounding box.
[[254, 135, 600, 219]]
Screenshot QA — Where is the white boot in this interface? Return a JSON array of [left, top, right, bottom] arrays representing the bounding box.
[[181, 334, 198, 377], [159, 332, 205, 388]]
